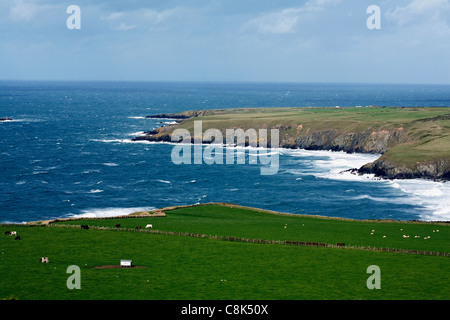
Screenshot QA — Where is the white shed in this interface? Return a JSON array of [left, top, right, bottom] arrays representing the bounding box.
[[120, 260, 132, 268]]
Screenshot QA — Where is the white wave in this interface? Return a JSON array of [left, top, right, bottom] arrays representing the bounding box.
[[89, 189, 104, 193], [65, 206, 156, 219], [90, 138, 155, 145], [248, 151, 280, 157], [282, 148, 450, 221], [33, 171, 48, 175], [0, 220, 27, 224], [389, 179, 450, 221], [82, 169, 101, 174], [1, 118, 41, 123], [350, 194, 412, 206], [128, 116, 146, 119], [283, 149, 379, 182], [160, 121, 178, 125], [103, 163, 119, 167], [156, 179, 171, 184], [127, 131, 146, 136], [150, 117, 178, 121]]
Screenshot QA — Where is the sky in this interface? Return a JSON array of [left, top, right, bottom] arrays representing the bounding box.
[[0, 0, 449, 84]]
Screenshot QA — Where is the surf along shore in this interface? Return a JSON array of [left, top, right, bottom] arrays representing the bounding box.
[[133, 107, 450, 181]]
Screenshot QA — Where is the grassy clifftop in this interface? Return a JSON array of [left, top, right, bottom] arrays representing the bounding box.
[[136, 107, 450, 180]]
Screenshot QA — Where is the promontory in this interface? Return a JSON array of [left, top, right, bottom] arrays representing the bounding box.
[[133, 107, 450, 181]]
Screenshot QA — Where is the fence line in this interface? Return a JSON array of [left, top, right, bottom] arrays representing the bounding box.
[[48, 223, 449, 257]]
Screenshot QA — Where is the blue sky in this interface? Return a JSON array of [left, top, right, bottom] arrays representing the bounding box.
[[1, 0, 449, 84]]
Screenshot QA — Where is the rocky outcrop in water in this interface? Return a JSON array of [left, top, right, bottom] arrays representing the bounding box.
[[358, 158, 450, 181], [0, 117, 13, 121]]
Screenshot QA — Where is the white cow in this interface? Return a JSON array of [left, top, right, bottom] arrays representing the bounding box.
[[145, 224, 153, 229], [10, 231, 17, 236]]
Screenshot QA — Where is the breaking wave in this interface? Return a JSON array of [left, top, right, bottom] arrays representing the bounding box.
[[64, 207, 156, 219]]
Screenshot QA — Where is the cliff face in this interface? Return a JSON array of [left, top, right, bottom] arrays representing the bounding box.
[[134, 122, 408, 155], [134, 109, 450, 181], [285, 128, 407, 154], [359, 158, 450, 181]]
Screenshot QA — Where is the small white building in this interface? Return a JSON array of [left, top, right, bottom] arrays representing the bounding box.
[[120, 260, 132, 268]]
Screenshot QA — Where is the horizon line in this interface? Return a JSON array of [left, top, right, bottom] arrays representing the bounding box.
[[1, 79, 450, 86]]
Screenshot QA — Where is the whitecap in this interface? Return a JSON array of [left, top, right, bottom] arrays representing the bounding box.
[[349, 194, 412, 206], [1, 118, 41, 123], [103, 163, 119, 167], [161, 121, 178, 125], [33, 171, 48, 175], [389, 179, 450, 221], [127, 132, 146, 137], [0, 220, 27, 224], [127, 116, 146, 119], [156, 179, 171, 184], [282, 148, 450, 221], [64, 206, 156, 219], [82, 169, 101, 174], [90, 138, 154, 145], [89, 189, 104, 193], [282, 149, 380, 182]]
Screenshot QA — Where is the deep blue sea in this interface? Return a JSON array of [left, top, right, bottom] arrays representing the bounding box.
[[1, 81, 450, 223]]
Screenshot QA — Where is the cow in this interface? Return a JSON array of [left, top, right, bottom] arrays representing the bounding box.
[[39, 257, 49, 263], [5, 231, 11, 236], [136, 226, 141, 230], [337, 243, 345, 247], [10, 231, 17, 236], [81, 225, 89, 230], [145, 224, 153, 229], [115, 224, 121, 228], [14, 236, 21, 240]]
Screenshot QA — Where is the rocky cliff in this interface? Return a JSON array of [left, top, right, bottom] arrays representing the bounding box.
[[134, 108, 450, 181], [358, 158, 450, 181]]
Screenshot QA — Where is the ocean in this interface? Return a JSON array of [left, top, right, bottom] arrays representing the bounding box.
[[1, 81, 450, 223]]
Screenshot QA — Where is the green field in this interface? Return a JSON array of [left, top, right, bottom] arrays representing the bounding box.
[[1, 204, 449, 300]]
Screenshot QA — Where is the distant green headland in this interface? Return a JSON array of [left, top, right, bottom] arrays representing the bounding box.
[[134, 107, 450, 181]]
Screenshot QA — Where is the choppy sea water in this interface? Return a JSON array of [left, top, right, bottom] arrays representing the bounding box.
[[1, 81, 450, 223]]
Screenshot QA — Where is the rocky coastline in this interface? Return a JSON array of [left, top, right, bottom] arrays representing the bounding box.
[[134, 110, 450, 182]]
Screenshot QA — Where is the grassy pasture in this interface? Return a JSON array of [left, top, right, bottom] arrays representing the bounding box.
[[1, 204, 448, 300]]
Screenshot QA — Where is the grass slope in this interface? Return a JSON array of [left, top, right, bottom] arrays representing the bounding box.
[[1, 204, 449, 300]]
